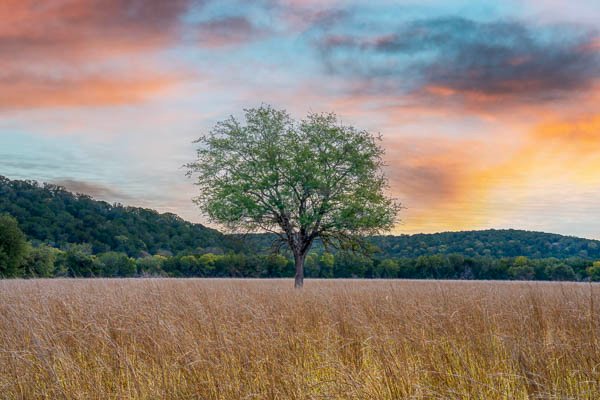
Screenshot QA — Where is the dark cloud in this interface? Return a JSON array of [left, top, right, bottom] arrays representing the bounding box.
[[318, 17, 600, 104]]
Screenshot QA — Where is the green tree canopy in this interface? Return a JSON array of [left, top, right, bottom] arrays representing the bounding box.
[[588, 261, 600, 281], [0, 214, 29, 277], [187, 105, 400, 287], [25, 244, 60, 278]]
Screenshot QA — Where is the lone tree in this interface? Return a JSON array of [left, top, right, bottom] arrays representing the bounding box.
[[187, 106, 399, 288]]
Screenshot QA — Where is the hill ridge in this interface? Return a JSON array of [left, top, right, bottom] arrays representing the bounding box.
[[0, 175, 231, 256], [2, 175, 599, 260]]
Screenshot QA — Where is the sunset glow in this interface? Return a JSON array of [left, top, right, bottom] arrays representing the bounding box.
[[1, 0, 599, 237]]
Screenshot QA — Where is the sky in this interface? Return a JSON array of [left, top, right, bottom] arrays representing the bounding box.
[[1, 0, 599, 238]]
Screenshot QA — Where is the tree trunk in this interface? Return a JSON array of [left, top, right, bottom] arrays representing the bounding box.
[[294, 252, 305, 289]]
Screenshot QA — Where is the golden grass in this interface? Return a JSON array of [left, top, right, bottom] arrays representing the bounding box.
[[1, 278, 599, 399]]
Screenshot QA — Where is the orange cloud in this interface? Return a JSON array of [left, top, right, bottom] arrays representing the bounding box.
[[0, 0, 191, 60], [0, 0, 194, 109], [499, 114, 600, 184], [0, 73, 180, 110], [383, 135, 491, 233], [533, 115, 600, 144], [385, 110, 600, 234]]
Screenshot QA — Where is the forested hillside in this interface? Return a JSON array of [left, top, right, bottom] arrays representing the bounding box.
[[2, 175, 600, 281], [5, 175, 599, 260], [242, 230, 600, 260], [0, 176, 232, 256], [372, 230, 600, 259]]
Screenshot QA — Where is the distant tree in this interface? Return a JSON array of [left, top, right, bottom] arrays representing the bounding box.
[[587, 261, 600, 281], [24, 244, 59, 277], [304, 253, 319, 277], [63, 244, 101, 277], [375, 258, 399, 278], [318, 252, 335, 278], [334, 252, 373, 278], [544, 263, 576, 281], [508, 256, 535, 280], [136, 255, 167, 276], [210, 254, 245, 277], [0, 214, 28, 277], [416, 255, 452, 279], [448, 254, 465, 275], [162, 255, 202, 277], [262, 254, 289, 277], [98, 252, 137, 277], [397, 258, 417, 278], [301, 252, 334, 278], [197, 253, 219, 276], [187, 106, 399, 287]]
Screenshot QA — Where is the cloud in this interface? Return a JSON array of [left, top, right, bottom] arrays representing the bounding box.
[[51, 178, 132, 201], [383, 135, 494, 233], [0, 0, 195, 61], [503, 114, 600, 184], [0, 0, 199, 109], [49, 178, 205, 224], [196, 16, 267, 47], [388, 113, 600, 234], [278, 4, 350, 34], [532, 113, 600, 145], [0, 0, 295, 110], [317, 16, 600, 107], [386, 139, 469, 206], [0, 72, 181, 110]]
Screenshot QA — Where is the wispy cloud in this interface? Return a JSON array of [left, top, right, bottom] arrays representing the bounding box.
[[52, 178, 133, 201], [0, 72, 182, 110], [196, 16, 268, 47]]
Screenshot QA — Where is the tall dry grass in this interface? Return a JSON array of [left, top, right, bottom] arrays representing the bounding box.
[[0, 278, 599, 399]]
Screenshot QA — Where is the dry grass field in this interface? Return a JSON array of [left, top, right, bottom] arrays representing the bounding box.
[[1, 279, 599, 399]]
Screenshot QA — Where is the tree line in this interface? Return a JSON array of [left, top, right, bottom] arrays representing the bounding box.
[[244, 230, 600, 260], [3, 175, 600, 262], [4, 214, 600, 281], [13, 245, 600, 281], [3, 175, 600, 282]]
